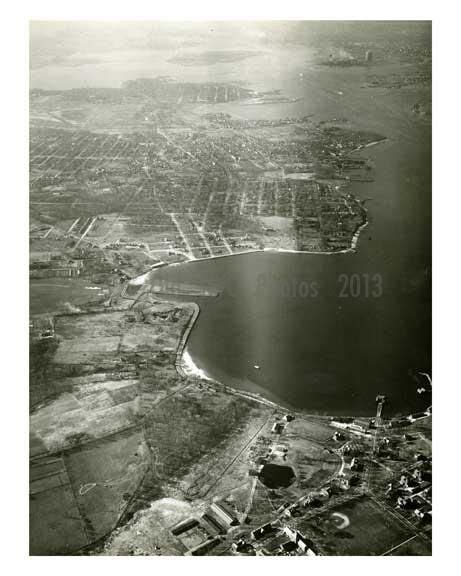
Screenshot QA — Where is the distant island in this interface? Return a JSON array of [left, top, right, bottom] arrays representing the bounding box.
[[168, 50, 261, 66]]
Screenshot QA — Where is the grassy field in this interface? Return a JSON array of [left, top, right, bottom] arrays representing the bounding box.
[[30, 377, 140, 452], [30, 484, 89, 555], [30, 300, 195, 453], [387, 534, 431, 556], [30, 456, 88, 555], [64, 429, 149, 541], [30, 428, 150, 555], [118, 384, 271, 524], [29, 297, 201, 553], [30, 337, 62, 407], [297, 495, 418, 556], [30, 278, 106, 315]]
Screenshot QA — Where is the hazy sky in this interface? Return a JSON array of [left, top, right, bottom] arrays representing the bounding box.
[[30, 21, 430, 68], [29, 20, 430, 92], [30, 22, 285, 68]]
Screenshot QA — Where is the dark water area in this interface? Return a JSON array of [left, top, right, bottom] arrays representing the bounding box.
[[152, 125, 431, 417], [259, 464, 296, 489]]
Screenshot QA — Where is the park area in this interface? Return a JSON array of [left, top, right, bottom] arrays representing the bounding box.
[[296, 494, 431, 556]]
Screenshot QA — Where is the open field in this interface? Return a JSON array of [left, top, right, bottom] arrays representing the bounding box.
[[102, 498, 196, 556], [64, 429, 149, 542], [30, 429, 149, 555], [30, 456, 89, 555], [295, 494, 423, 556], [30, 278, 108, 315], [386, 534, 432, 556]]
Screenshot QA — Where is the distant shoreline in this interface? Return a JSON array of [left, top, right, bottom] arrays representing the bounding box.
[[133, 211, 369, 276]]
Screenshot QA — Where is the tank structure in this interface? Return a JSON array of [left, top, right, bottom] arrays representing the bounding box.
[[375, 394, 386, 424]]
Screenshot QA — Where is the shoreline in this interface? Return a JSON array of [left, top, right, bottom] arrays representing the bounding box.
[[144, 217, 367, 274], [174, 301, 282, 410], [174, 303, 431, 421], [128, 216, 368, 294], [155, 227, 430, 421], [128, 215, 373, 415], [350, 137, 388, 154]]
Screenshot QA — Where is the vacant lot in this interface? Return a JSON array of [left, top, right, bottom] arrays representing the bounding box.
[[102, 498, 195, 555], [53, 312, 126, 364]]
